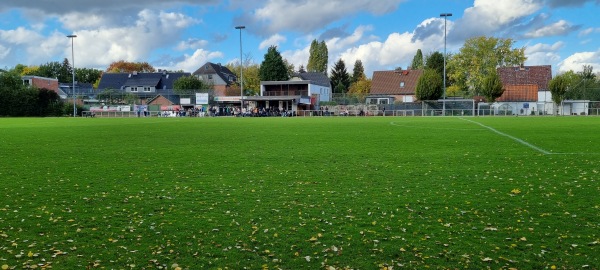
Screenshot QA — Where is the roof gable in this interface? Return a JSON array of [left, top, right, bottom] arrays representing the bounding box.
[[497, 65, 552, 91], [193, 62, 237, 85], [295, 72, 331, 88], [370, 69, 423, 95]]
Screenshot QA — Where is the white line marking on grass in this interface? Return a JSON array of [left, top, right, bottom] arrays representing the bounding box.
[[459, 118, 552, 155]]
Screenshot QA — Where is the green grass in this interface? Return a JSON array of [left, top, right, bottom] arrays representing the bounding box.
[[0, 116, 599, 269]]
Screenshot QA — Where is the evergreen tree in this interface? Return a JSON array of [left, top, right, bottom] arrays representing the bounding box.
[[410, 49, 424, 70], [415, 69, 443, 101], [298, 64, 306, 73], [351, 60, 365, 83], [425, 52, 445, 76], [330, 59, 350, 94], [259, 46, 289, 81], [60, 58, 73, 83], [481, 71, 504, 102]]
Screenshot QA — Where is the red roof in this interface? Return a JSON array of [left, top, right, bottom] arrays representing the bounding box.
[[497, 65, 552, 91], [370, 69, 423, 95], [496, 84, 538, 102]]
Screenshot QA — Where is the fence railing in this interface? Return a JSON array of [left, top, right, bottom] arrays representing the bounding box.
[[83, 100, 600, 117]]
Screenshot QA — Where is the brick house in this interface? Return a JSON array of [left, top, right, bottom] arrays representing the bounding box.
[[22, 76, 60, 93], [368, 69, 423, 104], [193, 62, 237, 97], [496, 65, 552, 115]]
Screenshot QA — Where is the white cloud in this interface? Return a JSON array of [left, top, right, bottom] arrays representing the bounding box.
[[281, 25, 385, 75], [453, 0, 541, 40], [526, 41, 565, 54], [176, 39, 209, 51], [558, 50, 600, 73], [169, 49, 224, 72], [248, 0, 405, 34], [338, 28, 441, 77], [0, 27, 44, 45], [524, 42, 564, 67], [62, 9, 199, 69], [0, 44, 10, 60], [59, 13, 114, 30], [578, 27, 600, 37], [524, 20, 577, 38], [259, 34, 286, 50]]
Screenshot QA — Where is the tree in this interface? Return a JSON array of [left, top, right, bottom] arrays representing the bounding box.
[[447, 36, 526, 96], [106, 60, 155, 73], [173, 75, 213, 95], [75, 68, 103, 84], [549, 74, 569, 109], [415, 69, 443, 101], [348, 76, 371, 100], [410, 49, 424, 70], [283, 59, 296, 78], [307, 40, 328, 73], [480, 71, 504, 102], [351, 60, 365, 83], [96, 88, 117, 105], [564, 65, 600, 101], [425, 52, 445, 76], [59, 58, 73, 83], [330, 59, 351, 94], [28, 61, 62, 81], [259, 46, 289, 81], [298, 64, 306, 73]]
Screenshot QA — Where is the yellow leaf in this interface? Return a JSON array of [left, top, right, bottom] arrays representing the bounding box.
[[2, 264, 8, 270], [27, 251, 33, 257]]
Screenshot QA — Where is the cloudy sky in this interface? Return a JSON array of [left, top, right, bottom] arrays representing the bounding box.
[[0, 0, 599, 77]]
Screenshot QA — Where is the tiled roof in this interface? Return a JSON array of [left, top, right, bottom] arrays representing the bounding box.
[[193, 62, 237, 86], [296, 72, 331, 88], [496, 84, 538, 102], [370, 69, 423, 95], [497, 65, 552, 91], [97, 72, 190, 91]]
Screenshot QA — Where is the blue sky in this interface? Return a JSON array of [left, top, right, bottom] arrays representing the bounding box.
[[0, 0, 599, 77]]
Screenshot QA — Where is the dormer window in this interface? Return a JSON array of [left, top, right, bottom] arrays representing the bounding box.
[[400, 82, 405, 88]]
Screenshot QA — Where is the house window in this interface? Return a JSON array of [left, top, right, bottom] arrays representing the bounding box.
[[400, 82, 405, 88], [23, 79, 31, 85], [131, 87, 138, 92], [144, 87, 151, 92], [208, 74, 213, 80]]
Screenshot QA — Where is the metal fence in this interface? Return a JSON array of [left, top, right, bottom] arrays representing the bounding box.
[[83, 100, 600, 117]]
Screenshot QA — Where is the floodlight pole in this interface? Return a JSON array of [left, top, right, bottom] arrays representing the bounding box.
[[235, 26, 245, 113], [67, 34, 77, 117], [440, 13, 452, 116]]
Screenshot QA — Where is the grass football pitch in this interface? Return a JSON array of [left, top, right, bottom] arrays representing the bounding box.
[[0, 116, 599, 269]]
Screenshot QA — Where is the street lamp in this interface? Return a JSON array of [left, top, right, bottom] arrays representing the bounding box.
[[235, 26, 245, 113], [440, 13, 452, 116], [67, 34, 77, 117]]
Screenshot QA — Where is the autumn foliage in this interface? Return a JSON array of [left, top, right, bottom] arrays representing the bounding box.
[[105, 60, 156, 73]]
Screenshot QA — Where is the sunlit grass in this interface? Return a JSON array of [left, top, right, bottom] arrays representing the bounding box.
[[0, 116, 598, 269]]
